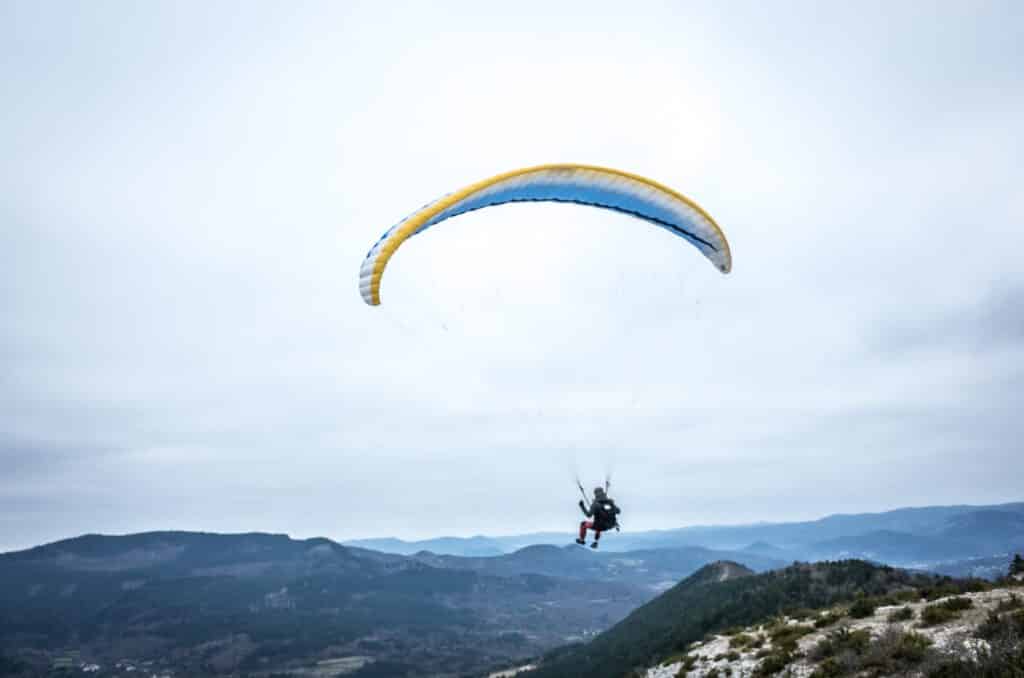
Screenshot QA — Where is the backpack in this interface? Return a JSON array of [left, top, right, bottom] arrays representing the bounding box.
[[593, 501, 618, 530]]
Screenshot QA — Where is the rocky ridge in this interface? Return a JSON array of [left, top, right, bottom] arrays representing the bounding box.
[[646, 585, 1023, 678]]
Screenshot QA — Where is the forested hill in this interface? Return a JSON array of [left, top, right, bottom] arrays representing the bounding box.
[[0, 531, 644, 676], [529, 560, 970, 678]]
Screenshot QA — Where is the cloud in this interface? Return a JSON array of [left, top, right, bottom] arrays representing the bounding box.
[[1, 1, 1022, 551], [872, 283, 1024, 356]]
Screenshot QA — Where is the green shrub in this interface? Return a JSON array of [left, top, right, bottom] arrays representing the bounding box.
[[808, 627, 935, 677], [894, 631, 933, 662], [921, 584, 960, 601], [787, 607, 817, 621], [859, 628, 934, 675], [662, 651, 694, 667], [752, 624, 812, 676], [888, 606, 915, 622], [810, 627, 871, 661], [809, 657, 842, 678], [672, 655, 698, 676], [940, 596, 973, 612], [893, 589, 922, 603], [996, 593, 1022, 613], [753, 650, 793, 677], [814, 611, 844, 629], [773, 638, 798, 655], [770, 623, 815, 646], [730, 633, 755, 649], [920, 604, 958, 627], [926, 622, 1024, 678], [848, 597, 877, 619], [920, 580, 988, 601], [976, 609, 1024, 641]]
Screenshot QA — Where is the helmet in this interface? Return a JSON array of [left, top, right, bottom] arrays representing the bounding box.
[[594, 487, 606, 499]]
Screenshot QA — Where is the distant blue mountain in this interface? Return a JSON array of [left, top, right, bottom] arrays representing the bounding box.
[[739, 541, 794, 559], [410, 543, 784, 591], [345, 502, 1024, 565], [344, 535, 507, 556], [925, 553, 1020, 580], [940, 509, 1024, 542], [807, 530, 970, 563]]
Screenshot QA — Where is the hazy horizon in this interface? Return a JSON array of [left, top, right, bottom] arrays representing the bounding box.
[[4, 497, 1023, 555]]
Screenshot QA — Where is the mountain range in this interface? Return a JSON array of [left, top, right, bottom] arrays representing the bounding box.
[[346, 502, 1024, 567], [0, 531, 775, 677], [2, 501, 1021, 676]]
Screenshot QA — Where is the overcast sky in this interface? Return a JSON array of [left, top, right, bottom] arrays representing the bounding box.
[[2, 1, 1022, 552]]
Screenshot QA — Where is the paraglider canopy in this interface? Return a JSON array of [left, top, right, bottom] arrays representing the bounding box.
[[358, 163, 731, 306]]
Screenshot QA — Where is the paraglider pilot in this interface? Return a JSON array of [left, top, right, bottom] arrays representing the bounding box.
[[577, 487, 621, 549]]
